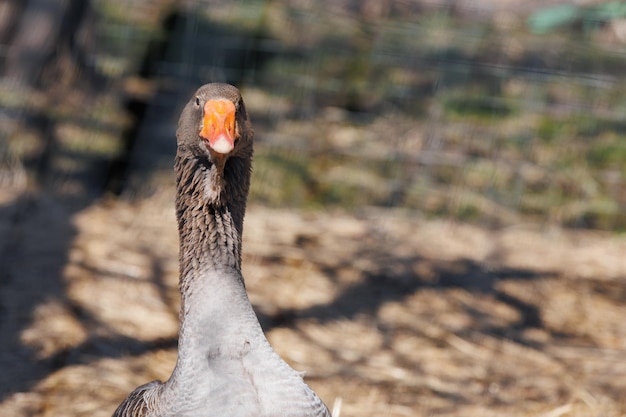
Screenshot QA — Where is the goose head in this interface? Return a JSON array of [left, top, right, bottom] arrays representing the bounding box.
[[176, 83, 253, 170]]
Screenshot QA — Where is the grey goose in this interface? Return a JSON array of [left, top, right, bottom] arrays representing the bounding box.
[[112, 83, 331, 417]]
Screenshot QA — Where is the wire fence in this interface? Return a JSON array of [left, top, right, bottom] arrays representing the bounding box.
[[1, 0, 625, 230]]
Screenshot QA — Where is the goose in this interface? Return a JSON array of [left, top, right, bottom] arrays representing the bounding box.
[[112, 83, 331, 417]]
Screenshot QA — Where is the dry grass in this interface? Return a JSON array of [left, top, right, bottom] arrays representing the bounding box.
[[0, 188, 625, 416]]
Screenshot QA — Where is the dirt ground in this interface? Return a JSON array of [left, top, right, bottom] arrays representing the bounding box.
[[0, 186, 625, 417]]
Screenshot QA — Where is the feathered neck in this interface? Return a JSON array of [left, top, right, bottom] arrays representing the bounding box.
[[160, 149, 267, 406], [174, 152, 251, 275]]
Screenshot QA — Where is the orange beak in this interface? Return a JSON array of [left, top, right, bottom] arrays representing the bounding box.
[[200, 99, 236, 155]]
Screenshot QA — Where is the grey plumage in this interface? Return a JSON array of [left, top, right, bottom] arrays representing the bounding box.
[[112, 83, 331, 417]]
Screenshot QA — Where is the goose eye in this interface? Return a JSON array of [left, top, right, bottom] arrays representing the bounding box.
[[195, 97, 201, 107]]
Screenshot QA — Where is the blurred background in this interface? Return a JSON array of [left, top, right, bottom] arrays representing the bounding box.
[[0, 1, 625, 416]]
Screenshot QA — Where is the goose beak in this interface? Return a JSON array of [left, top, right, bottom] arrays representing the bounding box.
[[200, 99, 237, 155]]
